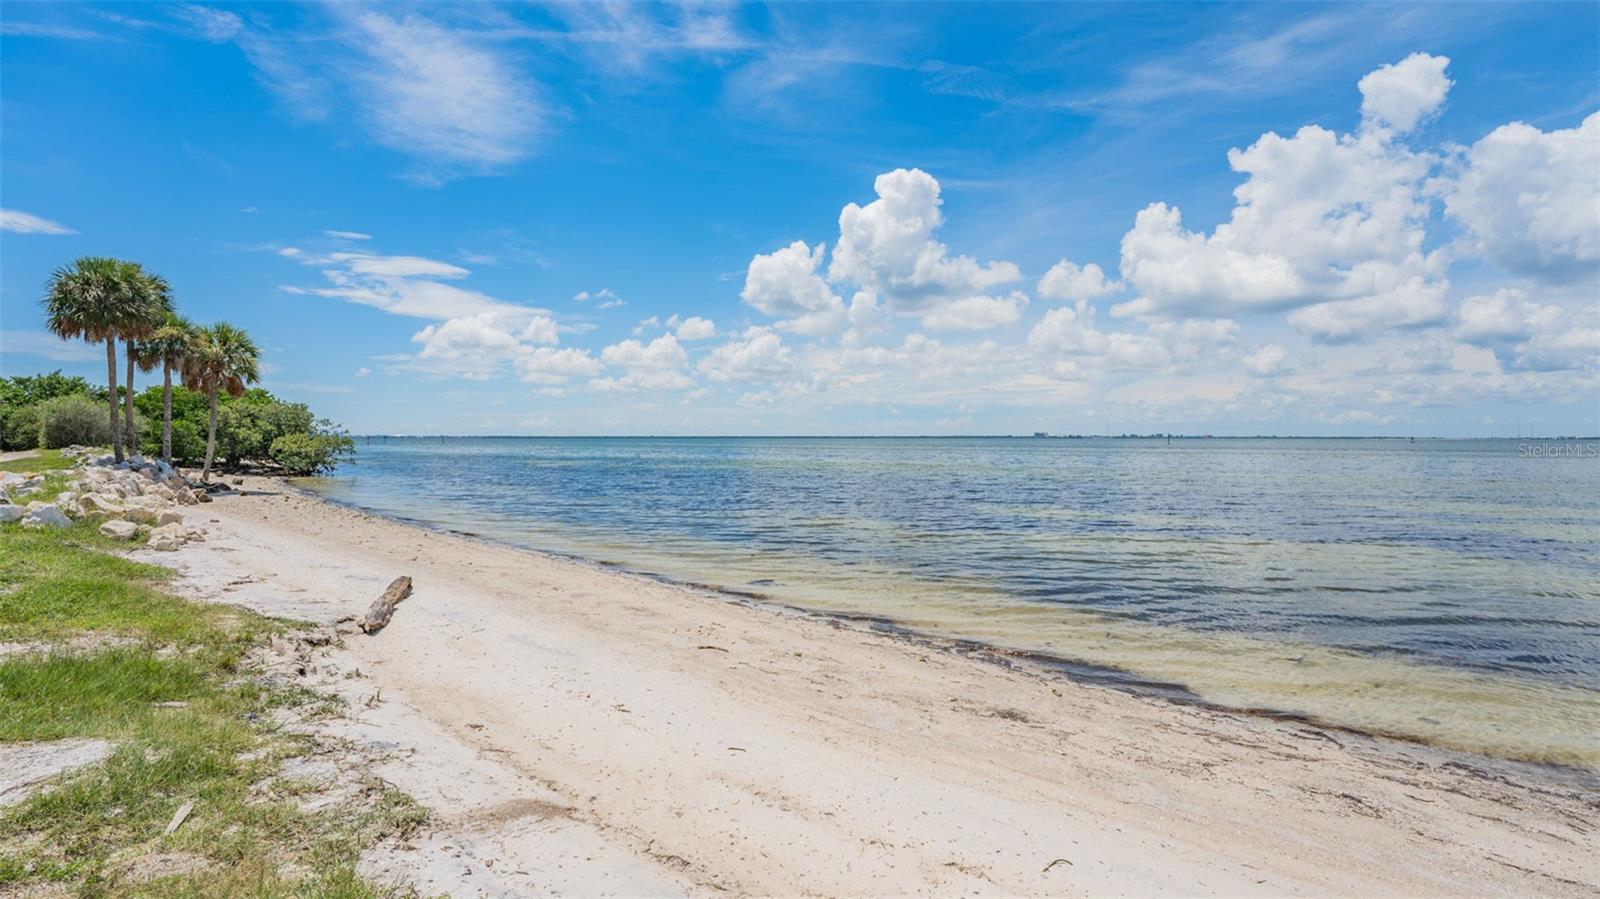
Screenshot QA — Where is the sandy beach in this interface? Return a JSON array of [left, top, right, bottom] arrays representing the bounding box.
[[139, 475, 1598, 897]]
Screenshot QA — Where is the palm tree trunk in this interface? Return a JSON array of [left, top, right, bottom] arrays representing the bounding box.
[[123, 343, 138, 456], [202, 389, 219, 482], [105, 338, 124, 463], [161, 362, 174, 464]]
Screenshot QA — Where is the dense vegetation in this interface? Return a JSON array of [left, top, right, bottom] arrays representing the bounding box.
[[30, 254, 355, 480], [6, 253, 355, 477], [1, 372, 354, 475]]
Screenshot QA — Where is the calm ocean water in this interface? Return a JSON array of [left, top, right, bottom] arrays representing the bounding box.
[[296, 437, 1600, 768]]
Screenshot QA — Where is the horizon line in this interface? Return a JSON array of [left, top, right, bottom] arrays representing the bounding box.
[[345, 433, 1600, 441]]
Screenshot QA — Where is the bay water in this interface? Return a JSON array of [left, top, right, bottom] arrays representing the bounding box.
[[295, 436, 1600, 769]]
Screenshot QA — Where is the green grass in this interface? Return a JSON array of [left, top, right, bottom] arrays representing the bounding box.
[[0, 648, 210, 741], [0, 522, 253, 646], [0, 447, 76, 474], [0, 521, 425, 896]]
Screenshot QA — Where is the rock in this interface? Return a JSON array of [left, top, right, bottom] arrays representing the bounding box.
[[21, 504, 71, 529], [146, 523, 188, 551], [0, 739, 114, 807], [155, 510, 183, 526], [231, 477, 244, 485], [123, 508, 157, 525], [100, 520, 139, 541], [0, 506, 23, 524], [197, 492, 212, 504], [79, 493, 125, 516]]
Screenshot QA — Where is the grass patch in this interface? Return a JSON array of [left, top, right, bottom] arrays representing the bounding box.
[[0, 522, 260, 647], [0, 649, 210, 741], [0, 448, 76, 473], [0, 514, 422, 895]]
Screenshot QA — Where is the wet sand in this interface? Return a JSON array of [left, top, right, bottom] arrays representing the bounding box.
[[143, 475, 1599, 896]]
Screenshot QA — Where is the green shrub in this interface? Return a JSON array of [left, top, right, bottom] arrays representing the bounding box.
[[268, 429, 355, 475], [217, 393, 315, 463], [0, 371, 98, 408], [133, 383, 208, 431], [0, 403, 43, 451], [2, 371, 105, 451], [134, 385, 211, 462], [37, 395, 115, 449], [119, 383, 355, 472], [168, 417, 206, 463]]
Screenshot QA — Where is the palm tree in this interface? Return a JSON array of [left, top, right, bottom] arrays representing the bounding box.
[[183, 322, 259, 482], [132, 312, 199, 464], [41, 257, 149, 462], [120, 268, 173, 455]]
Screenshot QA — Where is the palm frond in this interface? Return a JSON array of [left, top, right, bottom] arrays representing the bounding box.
[[184, 321, 261, 397]]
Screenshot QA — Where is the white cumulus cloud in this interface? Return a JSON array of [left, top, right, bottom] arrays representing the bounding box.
[[593, 334, 693, 391], [741, 169, 1024, 335], [600, 333, 688, 369], [1358, 52, 1452, 134], [1453, 288, 1597, 372], [1038, 260, 1120, 303], [698, 327, 799, 383], [741, 240, 846, 334], [1242, 344, 1289, 377], [1112, 54, 1459, 346], [675, 316, 717, 340], [919, 292, 1029, 331], [516, 347, 603, 384], [1443, 112, 1600, 280], [829, 168, 1021, 310]]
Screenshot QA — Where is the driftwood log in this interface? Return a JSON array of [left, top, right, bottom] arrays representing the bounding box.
[[359, 576, 413, 635]]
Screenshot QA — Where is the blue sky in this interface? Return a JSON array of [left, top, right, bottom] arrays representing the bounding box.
[[2, 2, 1596, 436]]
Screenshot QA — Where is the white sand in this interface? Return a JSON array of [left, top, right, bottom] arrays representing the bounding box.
[[143, 477, 1598, 897]]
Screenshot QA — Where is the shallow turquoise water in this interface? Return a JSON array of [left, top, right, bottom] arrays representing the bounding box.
[[297, 436, 1600, 766]]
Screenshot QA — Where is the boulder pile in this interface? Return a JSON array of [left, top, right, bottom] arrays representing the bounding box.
[[0, 448, 217, 549]]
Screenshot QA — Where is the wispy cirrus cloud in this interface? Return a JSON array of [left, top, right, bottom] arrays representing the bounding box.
[[169, 4, 544, 183], [278, 245, 520, 321], [0, 20, 124, 41], [275, 236, 587, 382], [1, 209, 77, 235]]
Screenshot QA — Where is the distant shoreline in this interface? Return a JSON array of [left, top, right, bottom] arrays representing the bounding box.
[[345, 433, 1600, 441]]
